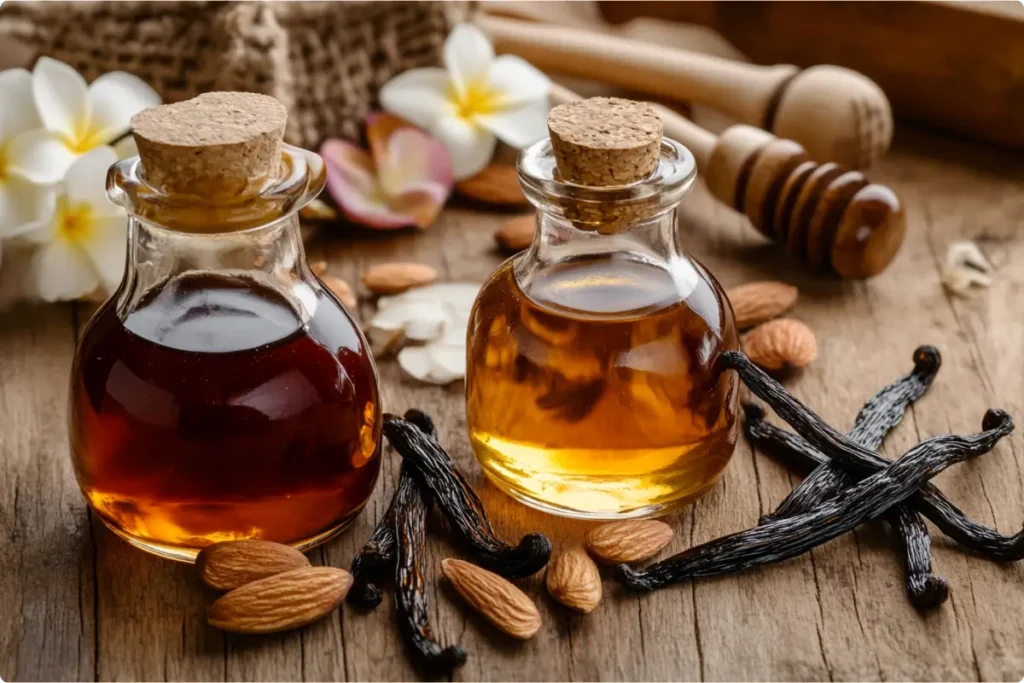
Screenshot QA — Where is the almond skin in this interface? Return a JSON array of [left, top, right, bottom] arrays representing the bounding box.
[[743, 318, 817, 371], [495, 214, 535, 252], [585, 520, 674, 565], [361, 262, 438, 295], [207, 566, 352, 634], [456, 165, 527, 206], [442, 559, 541, 639], [726, 281, 799, 330], [197, 540, 310, 591], [546, 548, 602, 613], [321, 274, 358, 309]]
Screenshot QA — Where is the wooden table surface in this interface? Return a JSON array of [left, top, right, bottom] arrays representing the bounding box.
[[2, 126, 1023, 682]]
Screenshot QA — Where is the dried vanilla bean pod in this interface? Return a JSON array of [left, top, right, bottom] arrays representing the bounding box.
[[618, 410, 1013, 592], [383, 414, 552, 578], [764, 346, 940, 521], [393, 461, 467, 674], [349, 410, 439, 608], [724, 351, 1024, 560], [744, 404, 949, 607]]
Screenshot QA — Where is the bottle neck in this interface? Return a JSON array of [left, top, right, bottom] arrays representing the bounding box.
[[116, 214, 317, 321]]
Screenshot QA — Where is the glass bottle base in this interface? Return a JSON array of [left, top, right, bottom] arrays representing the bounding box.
[[95, 502, 366, 563]]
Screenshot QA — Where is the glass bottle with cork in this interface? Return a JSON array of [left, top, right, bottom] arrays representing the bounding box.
[[69, 93, 380, 561], [466, 97, 739, 519]]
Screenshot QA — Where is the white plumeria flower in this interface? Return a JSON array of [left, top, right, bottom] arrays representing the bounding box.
[[379, 23, 550, 180], [20, 146, 126, 302], [369, 282, 480, 384], [10, 57, 159, 186], [0, 68, 57, 239]]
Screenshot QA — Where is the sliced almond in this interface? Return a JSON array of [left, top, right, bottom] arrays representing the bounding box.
[[546, 548, 602, 613], [441, 559, 541, 639], [743, 318, 817, 371], [726, 281, 799, 330], [207, 566, 352, 634], [585, 520, 674, 565], [361, 262, 438, 295], [456, 165, 527, 206], [321, 274, 358, 309], [197, 540, 310, 591], [496, 214, 535, 252]]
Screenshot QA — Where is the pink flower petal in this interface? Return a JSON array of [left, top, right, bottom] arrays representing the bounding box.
[[366, 112, 412, 170], [381, 128, 454, 202], [321, 138, 405, 230]]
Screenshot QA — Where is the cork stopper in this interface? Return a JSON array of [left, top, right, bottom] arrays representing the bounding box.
[[548, 97, 662, 187], [130, 92, 287, 198]]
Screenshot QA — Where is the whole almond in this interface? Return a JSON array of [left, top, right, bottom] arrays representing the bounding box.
[[743, 318, 817, 371], [456, 165, 527, 206], [585, 520, 674, 564], [321, 274, 358, 309], [727, 281, 799, 330], [361, 262, 438, 295], [545, 548, 602, 613], [496, 214, 535, 252], [197, 540, 310, 591], [442, 559, 541, 639], [207, 567, 352, 634]]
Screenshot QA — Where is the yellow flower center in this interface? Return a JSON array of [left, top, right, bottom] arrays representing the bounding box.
[[55, 199, 95, 245], [451, 81, 499, 121]]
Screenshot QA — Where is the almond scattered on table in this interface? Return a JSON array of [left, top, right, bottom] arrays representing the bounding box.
[[456, 164, 528, 206], [197, 540, 310, 591], [743, 318, 817, 371], [441, 558, 542, 639], [361, 262, 438, 295], [496, 214, 535, 252], [207, 566, 352, 635], [321, 274, 358, 309], [585, 520, 674, 565], [546, 548, 602, 613], [726, 281, 799, 330]]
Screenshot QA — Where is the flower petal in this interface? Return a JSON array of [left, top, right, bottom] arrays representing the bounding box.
[[86, 72, 161, 145], [32, 57, 89, 141], [0, 176, 56, 237], [0, 68, 42, 140], [32, 240, 99, 302], [444, 24, 494, 97], [64, 146, 120, 212], [5, 129, 78, 184], [487, 55, 550, 107], [79, 214, 126, 290], [366, 111, 412, 171], [432, 116, 496, 180], [379, 68, 454, 131], [389, 185, 450, 230], [322, 139, 405, 229], [379, 127, 453, 198], [477, 98, 549, 149]]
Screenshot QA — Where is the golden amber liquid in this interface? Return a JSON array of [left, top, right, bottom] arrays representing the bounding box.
[[466, 256, 739, 518]]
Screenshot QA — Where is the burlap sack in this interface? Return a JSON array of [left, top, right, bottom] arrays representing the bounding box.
[[0, 1, 470, 147]]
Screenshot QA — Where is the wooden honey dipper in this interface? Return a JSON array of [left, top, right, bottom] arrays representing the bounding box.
[[480, 15, 893, 170], [550, 84, 905, 279]]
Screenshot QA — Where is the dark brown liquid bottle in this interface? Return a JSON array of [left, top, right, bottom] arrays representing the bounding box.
[[68, 93, 381, 560]]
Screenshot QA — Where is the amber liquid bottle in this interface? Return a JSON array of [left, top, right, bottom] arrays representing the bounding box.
[[466, 97, 738, 519], [68, 93, 381, 560]]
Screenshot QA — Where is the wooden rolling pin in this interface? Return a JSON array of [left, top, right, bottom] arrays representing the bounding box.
[[481, 14, 892, 170], [549, 84, 905, 279]]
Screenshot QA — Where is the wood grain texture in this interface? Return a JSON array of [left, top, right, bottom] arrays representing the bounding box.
[[2, 126, 1023, 681]]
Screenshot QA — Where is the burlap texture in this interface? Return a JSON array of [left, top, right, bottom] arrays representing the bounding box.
[[0, 1, 470, 146]]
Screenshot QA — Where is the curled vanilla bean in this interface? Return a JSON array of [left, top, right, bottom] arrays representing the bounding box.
[[724, 351, 1024, 560], [383, 414, 552, 578], [619, 410, 1013, 592]]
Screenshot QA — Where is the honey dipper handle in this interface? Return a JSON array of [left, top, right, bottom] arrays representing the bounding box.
[[481, 14, 797, 127], [549, 83, 715, 169]]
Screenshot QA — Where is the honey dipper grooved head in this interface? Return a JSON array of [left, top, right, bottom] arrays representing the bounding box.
[[131, 92, 287, 197], [772, 65, 893, 169]]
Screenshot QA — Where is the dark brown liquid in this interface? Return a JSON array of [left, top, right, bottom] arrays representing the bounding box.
[[467, 256, 739, 518], [70, 273, 380, 558]]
